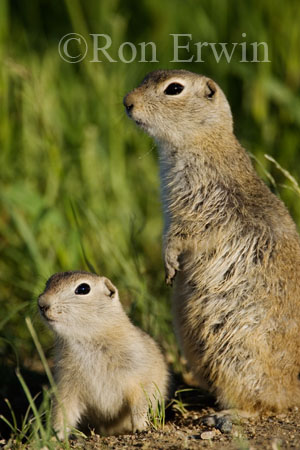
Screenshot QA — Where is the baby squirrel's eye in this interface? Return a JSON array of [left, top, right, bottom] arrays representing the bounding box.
[[164, 83, 184, 96], [75, 283, 91, 295]]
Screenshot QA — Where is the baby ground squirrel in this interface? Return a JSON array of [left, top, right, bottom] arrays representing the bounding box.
[[38, 271, 169, 437], [124, 69, 300, 413]]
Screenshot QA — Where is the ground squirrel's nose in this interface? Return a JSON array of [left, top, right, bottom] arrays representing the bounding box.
[[123, 95, 134, 116]]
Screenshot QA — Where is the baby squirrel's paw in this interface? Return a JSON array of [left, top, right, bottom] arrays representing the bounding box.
[[54, 427, 68, 441], [132, 412, 148, 432], [164, 247, 180, 285]]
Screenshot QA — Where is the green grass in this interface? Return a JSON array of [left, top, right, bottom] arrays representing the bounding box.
[[0, 0, 300, 444], [145, 383, 166, 431], [0, 319, 67, 449]]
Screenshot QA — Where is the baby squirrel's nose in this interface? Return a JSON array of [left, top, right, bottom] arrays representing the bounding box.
[[38, 296, 50, 315], [123, 95, 134, 116], [39, 304, 49, 313]]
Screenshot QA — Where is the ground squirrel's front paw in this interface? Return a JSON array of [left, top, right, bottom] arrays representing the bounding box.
[[164, 247, 180, 285], [165, 266, 177, 286]]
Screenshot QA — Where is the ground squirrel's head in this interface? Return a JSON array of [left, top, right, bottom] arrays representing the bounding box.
[[123, 69, 233, 148], [38, 271, 121, 339]]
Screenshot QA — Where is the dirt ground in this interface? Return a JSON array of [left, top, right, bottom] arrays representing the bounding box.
[[1, 367, 300, 449], [67, 390, 300, 450]]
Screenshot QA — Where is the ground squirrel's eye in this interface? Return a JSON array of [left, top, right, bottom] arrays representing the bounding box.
[[164, 83, 184, 96], [75, 283, 91, 295]]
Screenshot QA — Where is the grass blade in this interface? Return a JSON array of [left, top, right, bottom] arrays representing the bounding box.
[[15, 368, 46, 442], [25, 317, 56, 390]]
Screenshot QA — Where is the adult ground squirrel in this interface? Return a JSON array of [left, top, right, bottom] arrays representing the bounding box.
[[124, 70, 300, 413], [38, 271, 169, 437]]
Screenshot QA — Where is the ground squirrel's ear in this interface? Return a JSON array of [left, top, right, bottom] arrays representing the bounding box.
[[103, 278, 117, 299], [204, 79, 217, 99]]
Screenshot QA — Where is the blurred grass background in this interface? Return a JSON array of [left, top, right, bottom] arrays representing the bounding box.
[[0, 0, 300, 375]]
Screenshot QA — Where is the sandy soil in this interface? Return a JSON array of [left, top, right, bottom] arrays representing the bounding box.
[[68, 390, 300, 450], [1, 366, 300, 449]]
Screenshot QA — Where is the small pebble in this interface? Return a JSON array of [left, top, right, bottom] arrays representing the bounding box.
[[175, 430, 186, 439], [201, 430, 217, 440], [215, 416, 233, 433], [201, 415, 217, 427]]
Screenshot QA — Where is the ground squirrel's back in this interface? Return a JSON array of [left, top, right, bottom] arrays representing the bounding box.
[[124, 69, 300, 413]]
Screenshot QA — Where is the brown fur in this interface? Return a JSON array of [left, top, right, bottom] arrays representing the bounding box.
[[124, 69, 300, 413], [38, 271, 169, 438]]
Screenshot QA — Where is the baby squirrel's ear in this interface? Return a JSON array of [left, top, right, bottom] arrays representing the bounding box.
[[204, 79, 217, 99], [103, 278, 118, 299]]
